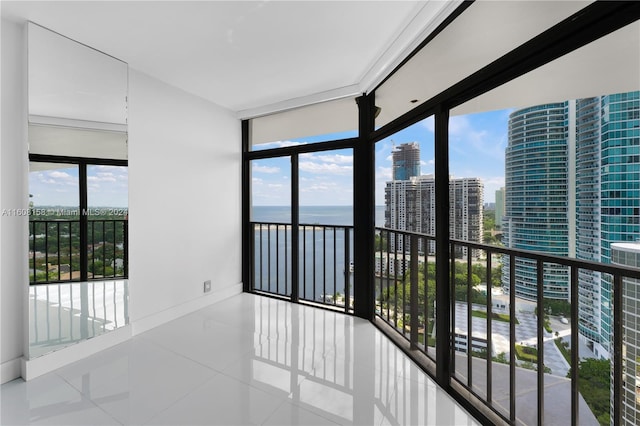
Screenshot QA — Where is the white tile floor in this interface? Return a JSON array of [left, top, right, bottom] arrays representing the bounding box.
[[2, 293, 479, 425]]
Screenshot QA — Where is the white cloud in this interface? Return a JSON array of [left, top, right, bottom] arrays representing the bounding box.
[[298, 179, 353, 205], [376, 141, 392, 160], [421, 116, 435, 133], [299, 161, 352, 175], [302, 153, 353, 165], [377, 166, 392, 181], [252, 164, 280, 174], [483, 176, 505, 186], [254, 140, 307, 149], [449, 115, 506, 161], [39, 170, 78, 186], [49, 171, 72, 179], [300, 184, 330, 192], [92, 172, 117, 182]]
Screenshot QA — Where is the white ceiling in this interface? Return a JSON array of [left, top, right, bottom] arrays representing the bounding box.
[[1, 1, 460, 118]]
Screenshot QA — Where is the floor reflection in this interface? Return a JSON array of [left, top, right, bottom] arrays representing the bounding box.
[[249, 297, 478, 425], [29, 279, 129, 358], [5, 293, 478, 425]]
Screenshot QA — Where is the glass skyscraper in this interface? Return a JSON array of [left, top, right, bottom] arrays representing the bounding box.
[[503, 102, 572, 300], [503, 91, 640, 359], [579, 91, 640, 357], [575, 96, 604, 350]]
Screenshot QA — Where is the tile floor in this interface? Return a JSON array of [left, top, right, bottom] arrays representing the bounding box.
[[2, 293, 479, 425]]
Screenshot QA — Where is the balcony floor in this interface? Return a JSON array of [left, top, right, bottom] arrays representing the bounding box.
[[2, 293, 478, 425]]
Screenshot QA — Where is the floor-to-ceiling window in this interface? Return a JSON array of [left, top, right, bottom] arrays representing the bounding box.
[[245, 98, 358, 311], [243, 2, 640, 425]]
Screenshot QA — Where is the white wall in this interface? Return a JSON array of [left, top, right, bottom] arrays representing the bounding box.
[[128, 69, 242, 331], [1, 24, 242, 382], [1, 18, 29, 383]]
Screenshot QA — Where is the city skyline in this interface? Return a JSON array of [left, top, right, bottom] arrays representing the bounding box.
[[251, 108, 511, 206]]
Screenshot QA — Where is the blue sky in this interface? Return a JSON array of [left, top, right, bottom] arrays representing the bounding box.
[[30, 109, 510, 208], [252, 108, 511, 206], [29, 164, 128, 207]]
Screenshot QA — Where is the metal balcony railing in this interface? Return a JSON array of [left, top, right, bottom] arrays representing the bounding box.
[[29, 220, 128, 284], [376, 226, 640, 426], [249, 222, 640, 425], [251, 222, 353, 313]]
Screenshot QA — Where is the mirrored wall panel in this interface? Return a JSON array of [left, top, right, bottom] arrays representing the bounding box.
[[27, 23, 129, 358]]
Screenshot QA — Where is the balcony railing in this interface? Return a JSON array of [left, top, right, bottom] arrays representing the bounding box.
[[249, 223, 640, 425], [29, 220, 128, 284], [251, 222, 353, 312], [377, 226, 640, 426]]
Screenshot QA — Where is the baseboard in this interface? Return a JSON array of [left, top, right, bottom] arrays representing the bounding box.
[[1, 357, 23, 384], [131, 282, 242, 336], [22, 325, 132, 381]]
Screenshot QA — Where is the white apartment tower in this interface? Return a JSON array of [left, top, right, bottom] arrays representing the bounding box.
[[385, 174, 484, 257]]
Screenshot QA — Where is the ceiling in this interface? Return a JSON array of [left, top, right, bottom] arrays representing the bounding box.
[[1, 1, 460, 118]]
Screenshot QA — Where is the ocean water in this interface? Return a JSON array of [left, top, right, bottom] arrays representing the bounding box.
[[251, 205, 385, 301], [252, 205, 385, 227]]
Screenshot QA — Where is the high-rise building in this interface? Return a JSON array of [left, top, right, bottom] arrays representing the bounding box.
[[450, 177, 484, 249], [576, 91, 640, 358], [610, 242, 640, 425], [502, 102, 573, 301], [503, 91, 640, 360], [385, 175, 483, 256], [575, 96, 603, 352], [392, 142, 421, 180], [495, 187, 505, 229]]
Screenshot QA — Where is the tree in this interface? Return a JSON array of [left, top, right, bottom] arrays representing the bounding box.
[[566, 358, 611, 425], [374, 233, 387, 251], [544, 299, 571, 317], [379, 262, 436, 321], [483, 210, 496, 231]]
